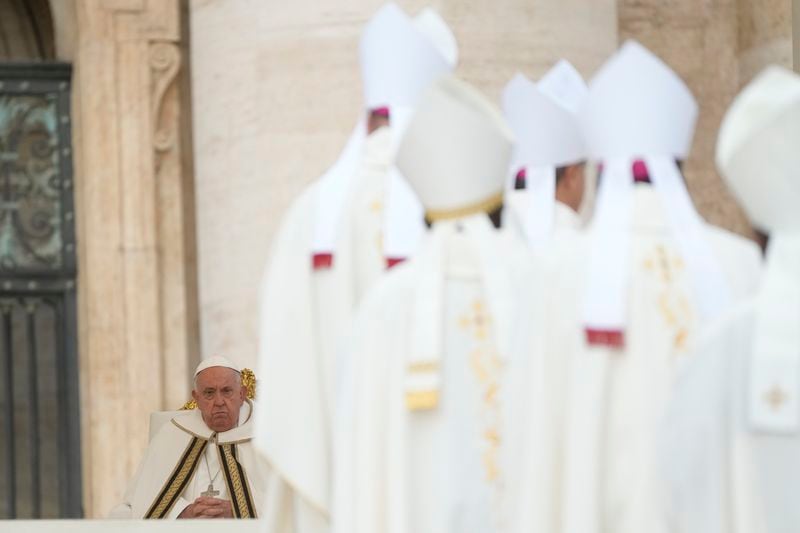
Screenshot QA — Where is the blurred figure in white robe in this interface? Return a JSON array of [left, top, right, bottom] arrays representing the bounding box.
[[663, 65, 800, 533], [333, 75, 544, 533], [254, 4, 457, 531], [502, 60, 591, 248], [523, 41, 762, 533]]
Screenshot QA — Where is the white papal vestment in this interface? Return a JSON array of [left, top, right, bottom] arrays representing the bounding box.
[[534, 186, 762, 533], [110, 401, 290, 527]]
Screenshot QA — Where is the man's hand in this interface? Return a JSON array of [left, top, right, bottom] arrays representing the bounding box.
[[177, 497, 234, 519]]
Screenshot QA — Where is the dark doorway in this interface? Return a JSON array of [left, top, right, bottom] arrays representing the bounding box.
[[1, 0, 82, 518]]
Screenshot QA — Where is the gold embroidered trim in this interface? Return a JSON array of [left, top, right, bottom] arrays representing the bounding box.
[[425, 192, 504, 222], [405, 390, 439, 411], [644, 245, 693, 354], [408, 361, 439, 373], [460, 297, 505, 515], [219, 444, 257, 518], [145, 437, 206, 519], [170, 418, 212, 441], [180, 368, 258, 410]]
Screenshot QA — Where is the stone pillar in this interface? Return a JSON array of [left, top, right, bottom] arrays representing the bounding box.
[[191, 0, 617, 370], [71, 0, 198, 517], [737, 0, 793, 85], [794, 0, 799, 72]]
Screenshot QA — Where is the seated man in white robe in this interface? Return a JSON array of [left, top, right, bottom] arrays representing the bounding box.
[[663, 66, 800, 533], [502, 59, 590, 247], [333, 75, 544, 533], [110, 356, 286, 524], [524, 41, 762, 533]]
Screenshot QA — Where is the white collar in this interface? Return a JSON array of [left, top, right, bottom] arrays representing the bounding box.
[[171, 399, 255, 444]]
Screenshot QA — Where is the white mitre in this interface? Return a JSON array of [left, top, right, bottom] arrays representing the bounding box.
[[717, 65, 800, 433], [395, 75, 515, 407], [503, 60, 587, 170], [194, 355, 240, 377], [313, 3, 458, 265], [360, 3, 457, 110], [579, 40, 731, 346], [398, 75, 513, 220], [502, 60, 587, 248]]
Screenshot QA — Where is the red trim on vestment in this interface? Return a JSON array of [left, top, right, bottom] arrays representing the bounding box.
[[596, 161, 651, 183], [585, 328, 625, 348], [632, 160, 651, 183], [371, 106, 390, 118], [312, 253, 334, 270], [386, 257, 406, 269], [514, 167, 527, 190]]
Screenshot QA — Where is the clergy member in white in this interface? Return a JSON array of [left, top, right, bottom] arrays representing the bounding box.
[[110, 356, 287, 524], [663, 66, 800, 533], [255, 4, 457, 531], [537, 41, 762, 533], [502, 59, 589, 248], [333, 75, 543, 533]]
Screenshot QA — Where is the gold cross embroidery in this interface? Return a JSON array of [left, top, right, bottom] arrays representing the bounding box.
[[764, 385, 788, 412], [458, 300, 490, 341]]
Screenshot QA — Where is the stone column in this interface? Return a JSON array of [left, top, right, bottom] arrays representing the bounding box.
[[737, 0, 793, 85], [794, 0, 799, 72], [71, 0, 198, 517]]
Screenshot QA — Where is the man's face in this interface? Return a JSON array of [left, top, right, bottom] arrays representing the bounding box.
[[191, 367, 245, 433], [555, 162, 586, 213]]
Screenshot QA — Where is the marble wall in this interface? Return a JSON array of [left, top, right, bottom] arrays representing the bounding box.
[[738, 0, 793, 84], [190, 0, 618, 370], [794, 0, 800, 70]]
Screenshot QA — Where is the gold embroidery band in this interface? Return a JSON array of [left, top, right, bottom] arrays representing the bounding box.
[[408, 361, 439, 373], [219, 444, 257, 518], [145, 437, 207, 519], [424, 191, 504, 222], [406, 390, 439, 411]]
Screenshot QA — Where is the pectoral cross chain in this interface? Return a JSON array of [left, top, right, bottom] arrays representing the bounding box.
[[201, 450, 222, 498]]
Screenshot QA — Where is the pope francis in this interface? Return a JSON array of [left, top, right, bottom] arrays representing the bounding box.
[[110, 356, 288, 524]]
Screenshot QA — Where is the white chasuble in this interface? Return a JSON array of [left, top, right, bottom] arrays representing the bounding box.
[[256, 126, 410, 529], [333, 216, 539, 533], [663, 304, 800, 533], [109, 401, 291, 528], [551, 186, 761, 533]]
